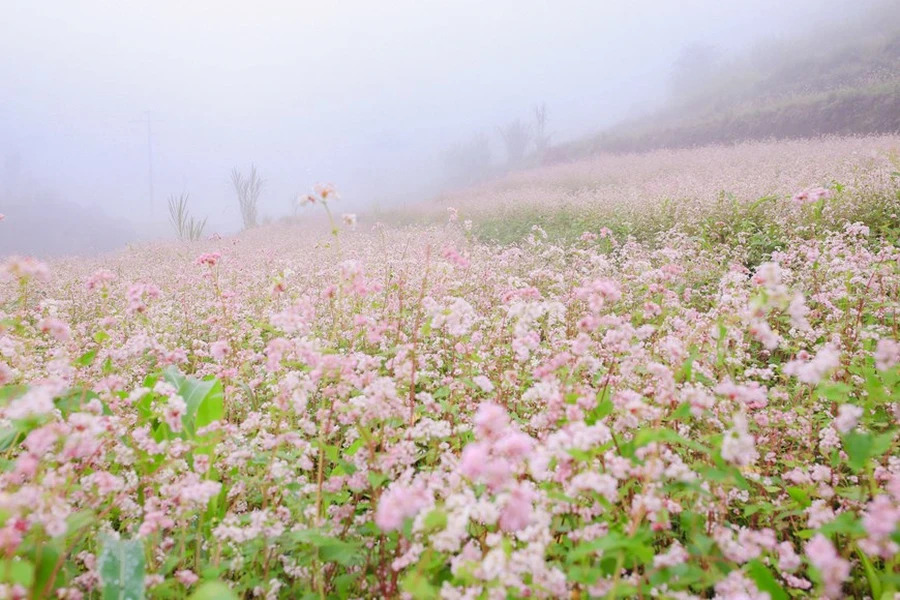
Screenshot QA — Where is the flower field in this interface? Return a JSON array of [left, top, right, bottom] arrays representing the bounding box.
[[2, 137, 900, 599]]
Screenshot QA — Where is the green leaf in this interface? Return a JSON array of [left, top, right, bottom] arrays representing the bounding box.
[[318, 539, 362, 566], [0, 558, 34, 587], [289, 530, 363, 567], [0, 428, 18, 452], [593, 396, 613, 420], [163, 367, 224, 433], [632, 427, 710, 455], [97, 536, 145, 600], [163, 365, 186, 390], [787, 486, 811, 508], [94, 330, 110, 344], [817, 511, 864, 537], [400, 571, 438, 600], [31, 541, 61, 595], [190, 581, 238, 600], [843, 431, 874, 472], [0, 384, 28, 403], [871, 431, 895, 457], [194, 379, 224, 430], [746, 560, 787, 600], [855, 544, 882, 600], [423, 508, 447, 532], [817, 382, 852, 402], [74, 349, 98, 367], [367, 472, 388, 489]]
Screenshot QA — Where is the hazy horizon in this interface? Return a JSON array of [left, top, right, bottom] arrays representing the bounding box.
[[0, 0, 888, 253]]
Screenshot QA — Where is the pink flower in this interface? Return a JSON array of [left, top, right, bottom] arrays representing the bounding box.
[[313, 183, 337, 201], [459, 440, 491, 480], [777, 541, 801, 571], [175, 570, 199, 586], [37, 317, 71, 342], [792, 186, 831, 204], [748, 319, 780, 350], [713, 571, 768, 599], [472, 375, 494, 393], [210, 339, 230, 362], [498, 484, 535, 532], [374, 484, 430, 532], [86, 269, 117, 291], [783, 344, 841, 384], [805, 534, 849, 599], [494, 431, 533, 460], [859, 494, 900, 559], [721, 413, 757, 467], [164, 395, 187, 432], [441, 246, 470, 269], [195, 252, 221, 267], [653, 541, 688, 569], [752, 261, 782, 287], [1, 256, 50, 282], [126, 282, 161, 314], [193, 454, 210, 475], [715, 380, 768, 410], [874, 339, 899, 371], [833, 404, 862, 434], [575, 278, 622, 313], [0, 363, 12, 386], [473, 403, 509, 440]]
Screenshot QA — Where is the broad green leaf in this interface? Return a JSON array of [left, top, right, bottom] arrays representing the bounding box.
[[787, 486, 811, 508], [98, 536, 145, 600], [0, 385, 28, 403], [0, 558, 34, 587], [190, 581, 238, 600], [423, 508, 447, 532], [855, 544, 882, 600], [593, 396, 613, 420], [0, 428, 18, 452], [318, 539, 362, 566], [817, 382, 852, 402], [746, 560, 787, 600], [843, 431, 873, 472], [367, 472, 388, 489], [163, 367, 224, 432], [817, 511, 864, 537], [31, 536, 61, 595], [400, 571, 438, 600], [74, 349, 97, 367]]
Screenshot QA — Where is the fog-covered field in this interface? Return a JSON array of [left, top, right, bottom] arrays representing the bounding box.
[[1, 135, 899, 598]]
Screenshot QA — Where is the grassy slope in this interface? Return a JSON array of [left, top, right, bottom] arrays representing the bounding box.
[[551, 7, 900, 160]]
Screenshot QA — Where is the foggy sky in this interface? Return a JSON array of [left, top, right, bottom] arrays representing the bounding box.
[[0, 0, 870, 239]]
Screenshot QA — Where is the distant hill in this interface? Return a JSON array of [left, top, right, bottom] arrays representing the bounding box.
[[0, 193, 137, 258], [552, 1, 900, 160]]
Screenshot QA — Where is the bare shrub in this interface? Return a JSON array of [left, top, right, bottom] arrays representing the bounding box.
[[231, 165, 264, 229], [167, 193, 207, 241], [498, 119, 531, 166]]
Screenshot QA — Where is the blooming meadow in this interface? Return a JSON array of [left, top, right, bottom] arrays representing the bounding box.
[[1, 138, 900, 599]]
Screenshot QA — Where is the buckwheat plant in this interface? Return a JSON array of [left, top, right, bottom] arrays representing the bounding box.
[[0, 137, 899, 599]]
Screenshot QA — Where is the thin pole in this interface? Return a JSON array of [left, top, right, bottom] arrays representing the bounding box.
[[146, 111, 154, 213], [131, 111, 158, 214]]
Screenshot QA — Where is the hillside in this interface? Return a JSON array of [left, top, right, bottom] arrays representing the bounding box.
[[552, 4, 900, 159]]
